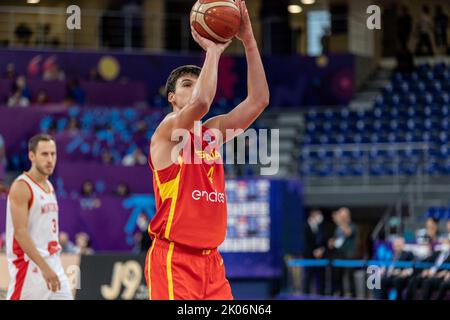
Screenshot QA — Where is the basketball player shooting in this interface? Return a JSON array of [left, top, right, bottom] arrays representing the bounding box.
[[145, 0, 269, 300], [5, 134, 72, 300]]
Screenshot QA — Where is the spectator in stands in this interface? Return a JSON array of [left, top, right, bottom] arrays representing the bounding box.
[[415, 5, 435, 56], [16, 76, 31, 99], [115, 182, 130, 197], [406, 237, 450, 300], [424, 217, 440, 245], [7, 89, 30, 107], [435, 267, 450, 300], [397, 6, 413, 50], [320, 27, 331, 55], [378, 236, 415, 300], [65, 78, 86, 106], [8, 75, 32, 107], [33, 88, 50, 106], [328, 207, 358, 297], [122, 147, 147, 166], [43, 59, 65, 81], [74, 232, 94, 255], [4, 63, 16, 80], [434, 5, 449, 52], [136, 212, 152, 252], [133, 120, 148, 147], [87, 67, 101, 82], [101, 150, 113, 165], [59, 232, 77, 254], [81, 180, 95, 197], [435, 226, 450, 299], [67, 118, 80, 135], [303, 209, 326, 295], [14, 23, 33, 46]]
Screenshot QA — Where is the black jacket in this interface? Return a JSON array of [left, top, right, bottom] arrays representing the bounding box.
[[303, 222, 326, 259]]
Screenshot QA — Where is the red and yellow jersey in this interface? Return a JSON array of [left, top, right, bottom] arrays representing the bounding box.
[[148, 126, 227, 249]]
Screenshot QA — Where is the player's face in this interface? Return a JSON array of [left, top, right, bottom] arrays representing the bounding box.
[[170, 75, 198, 110], [29, 140, 57, 177]]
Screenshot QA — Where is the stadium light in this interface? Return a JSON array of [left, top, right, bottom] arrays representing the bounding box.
[[288, 5, 302, 14], [27, 0, 40, 4], [301, 0, 316, 4]]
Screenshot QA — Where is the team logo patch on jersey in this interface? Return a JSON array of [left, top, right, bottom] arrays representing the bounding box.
[[195, 149, 221, 161]]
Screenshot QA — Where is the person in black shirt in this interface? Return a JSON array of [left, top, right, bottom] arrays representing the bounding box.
[[397, 6, 413, 50], [303, 209, 326, 295], [434, 5, 449, 50], [328, 208, 358, 297]]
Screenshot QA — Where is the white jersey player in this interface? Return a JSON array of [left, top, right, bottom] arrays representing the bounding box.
[[5, 134, 72, 300]]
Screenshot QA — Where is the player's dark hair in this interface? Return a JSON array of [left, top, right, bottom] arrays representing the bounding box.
[[165, 65, 201, 99], [28, 133, 55, 153]]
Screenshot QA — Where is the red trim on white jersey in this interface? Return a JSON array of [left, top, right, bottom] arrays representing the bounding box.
[[10, 237, 28, 300], [24, 173, 51, 194]]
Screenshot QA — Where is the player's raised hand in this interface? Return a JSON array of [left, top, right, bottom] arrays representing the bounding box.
[[235, 0, 255, 44], [191, 27, 231, 54], [41, 265, 61, 292]]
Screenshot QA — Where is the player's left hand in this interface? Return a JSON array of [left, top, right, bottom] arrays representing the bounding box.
[[235, 0, 255, 44]]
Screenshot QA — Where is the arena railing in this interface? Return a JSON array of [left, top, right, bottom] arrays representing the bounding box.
[[0, 5, 357, 55]]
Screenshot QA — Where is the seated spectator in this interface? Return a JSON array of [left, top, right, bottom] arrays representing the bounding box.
[[65, 78, 86, 106], [417, 217, 441, 246], [378, 236, 415, 300], [435, 227, 450, 300], [33, 88, 50, 105], [406, 236, 450, 300], [101, 150, 113, 164], [8, 89, 30, 107], [4, 63, 16, 80], [8, 75, 31, 107], [115, 182, 130, 197], [14, 23, 33, 45], [74, 232, 94, 255], [43, 59, 65, 81], [122, 147, 147, 166], [81, 180, 95, 197], [59, 232, 77, 254], [67, 118, 80, 135], [15, 75, 32, 100], [87, 67, 101, 82]]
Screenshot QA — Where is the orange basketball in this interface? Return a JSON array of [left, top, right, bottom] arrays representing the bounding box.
[[190, 0, 241, 44]]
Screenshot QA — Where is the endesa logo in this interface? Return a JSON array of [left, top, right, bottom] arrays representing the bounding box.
[[192, 189, 225, 203]]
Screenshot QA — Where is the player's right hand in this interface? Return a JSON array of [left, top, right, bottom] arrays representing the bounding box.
[[191, 27, 231, 54], [41, 265, 61, 292]]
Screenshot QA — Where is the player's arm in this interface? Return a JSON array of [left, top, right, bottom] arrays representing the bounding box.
[[9, 181, 60, 292], [155, 29, 232, 139], [205, 0, 270, 142]]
